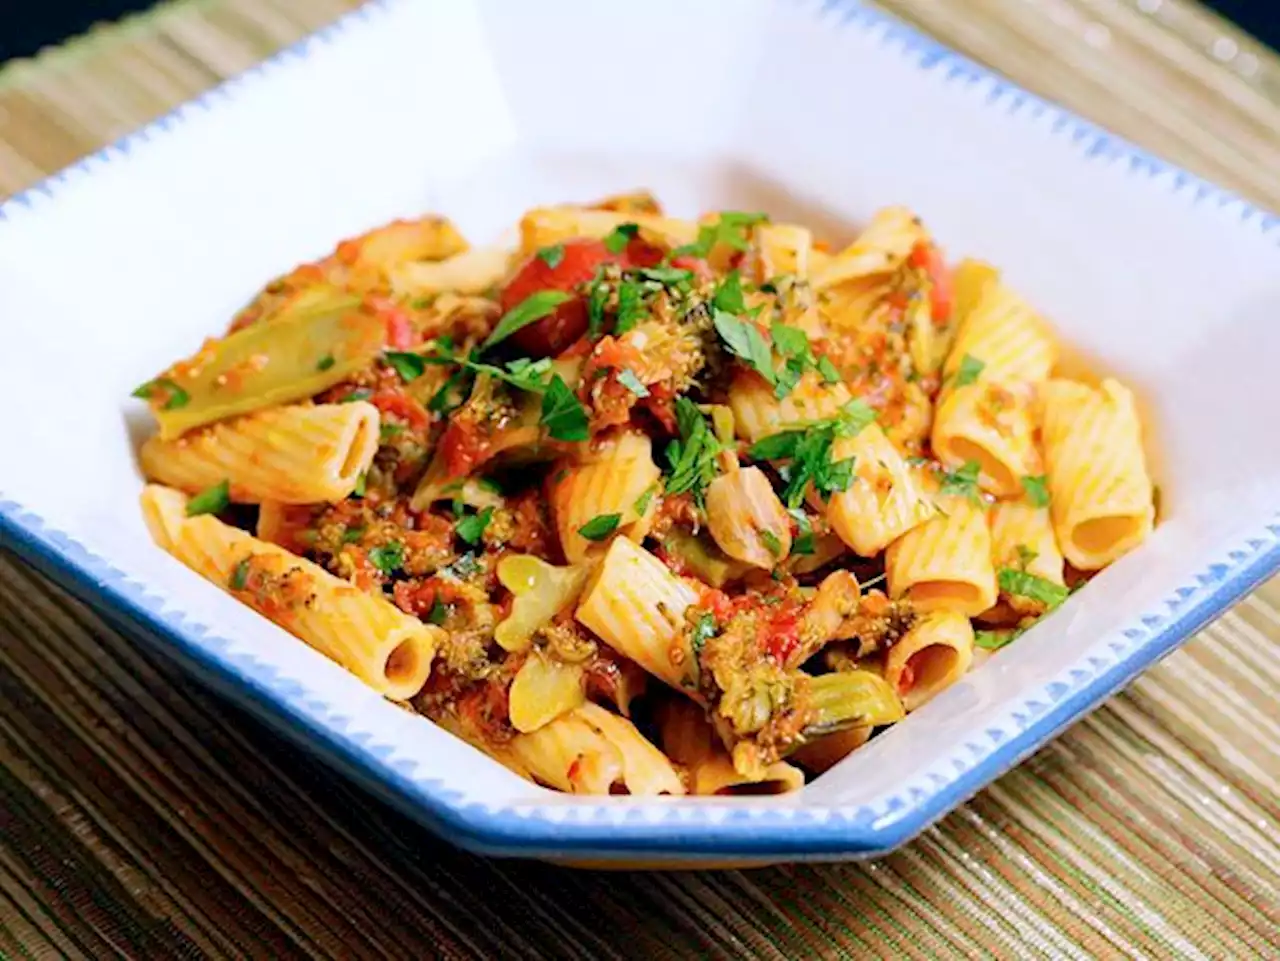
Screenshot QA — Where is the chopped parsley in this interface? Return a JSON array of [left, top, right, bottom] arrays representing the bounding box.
[[427, 596, 449, 625], [536, 244, 565, 268], [975, 629, 1020, 651], [689, 611, 717, 660], [953, 353, 985, 388], [714, 310, 774, 385], [789, 508, 815, 555], [748, 400, 875, 509], [587, 270, 611, 338], [341, 526, 365, 545], [368, 542, 405, 575], [541, 374, 589, 441], [635, 266, 693, 287], [617, 368, 650, 397], [1021, 474, 1051, 508], [664, 397, 722, 505], [1015, 544, 1039, 569], [817, 355, 841, 385], [131, 377, 190, 410], [186, 480, 230, 517], [229, 558, 251, 591], [316, 354, 336, 372], [633, 485, 657, 516], [759, 530, 783, 557], [603, 223, 640, 254], [384, 351, 427, 382], [712, 271, 748, 314], [938, 460, 983, 503], [455, 507, 494, 546], [379, 423, 405, 442], [673, 211, 768, 259], [614, 278, 646, 334], [428, 368, 469, 414], [339, 388, 373, 404], [482, 290, 573, 349], [998, 568, 1068, 609], [578, 513, 622, 542]]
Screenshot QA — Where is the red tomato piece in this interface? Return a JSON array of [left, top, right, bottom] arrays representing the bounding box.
[[909, 241, 953, 325], [502, 238, 618, 356], [369, 387, 429, 430], [439, 419, 493, 478]]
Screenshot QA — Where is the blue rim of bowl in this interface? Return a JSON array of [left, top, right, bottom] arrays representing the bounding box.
[[2, 0, 1279, 860]]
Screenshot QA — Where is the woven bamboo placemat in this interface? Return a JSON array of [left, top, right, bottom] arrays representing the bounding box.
[[2, 1, 1279, 957]]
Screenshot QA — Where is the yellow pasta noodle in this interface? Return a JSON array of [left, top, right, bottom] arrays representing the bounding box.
[[990, 500, 1066, 615], [140, 485, 438, 700], [140, 402, 379, 504], [825, 423, 935, 556], [944, 280, 1058, 384], [1040, 378, 1154, 570], [812, 206, 926, 290], [885, 491, 997, 617], [882, 609, 975, 711], [549, 430, 662, 564], [575, 537, 699, 690], [510, 703, 685, 796], [728, 370, 852, 444], [657, 699, 804, 795], [752, 223, 813, 282], [931, 381, 1041, 499], [519, 206, 697, 255], [705, 466, 792, 568]]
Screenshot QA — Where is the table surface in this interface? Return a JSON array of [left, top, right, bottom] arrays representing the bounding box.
[[3, 1, 1280, 958]]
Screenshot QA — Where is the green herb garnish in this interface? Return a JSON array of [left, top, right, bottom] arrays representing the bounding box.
[[427, 596, 448, 625], [953, 354, 985, 388], [385, 351, 427, 382], [1021, 474, 1051, 508], [316, 354, 336, 372], [229, 558, 251, 591], [131, 377, 190, 410], [998, 568, 1068, 608], [368, 543, 404, 574], [456, 507, 494, 546], [603, 223, 640, 254], [186, 480, 230, 517], [633, 486, 656, 516], [664, 397, 722, 505], [938, 460, 983, 503], [536, 244, 565, 268], [483, 290, 573, 349], [759, 530, 783, 557], [541, 374, 589, 441], [578, 513, 622, 542]]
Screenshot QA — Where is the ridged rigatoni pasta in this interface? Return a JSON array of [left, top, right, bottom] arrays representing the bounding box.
[[140, 402, 380, 504], [812, 206, 926, 289], [825, 423, 935, 556], [140, 485, 438, 700], [511, 703, 685, 796], [1040, 377, 1155, 570], [549, 430, 662, 564], [932, 381, 1041, 499], [882, 610, 976, 711], [943, 280, 1058, 384], [575, 537, 699, 690], [728, 370, 852, 444], [885, 491, 997, 617]]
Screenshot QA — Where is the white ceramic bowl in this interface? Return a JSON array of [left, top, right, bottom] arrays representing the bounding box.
[[2, 0, 1278, 864]]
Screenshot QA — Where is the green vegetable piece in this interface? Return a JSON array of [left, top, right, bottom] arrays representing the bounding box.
[[368, 543, 405, 574], [803, 670, 905, 738], [139, 289, 378, 439], [541, 374, 589, 441]]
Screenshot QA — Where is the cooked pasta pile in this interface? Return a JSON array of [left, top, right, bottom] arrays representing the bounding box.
[[132, 192, 1155, 795]]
